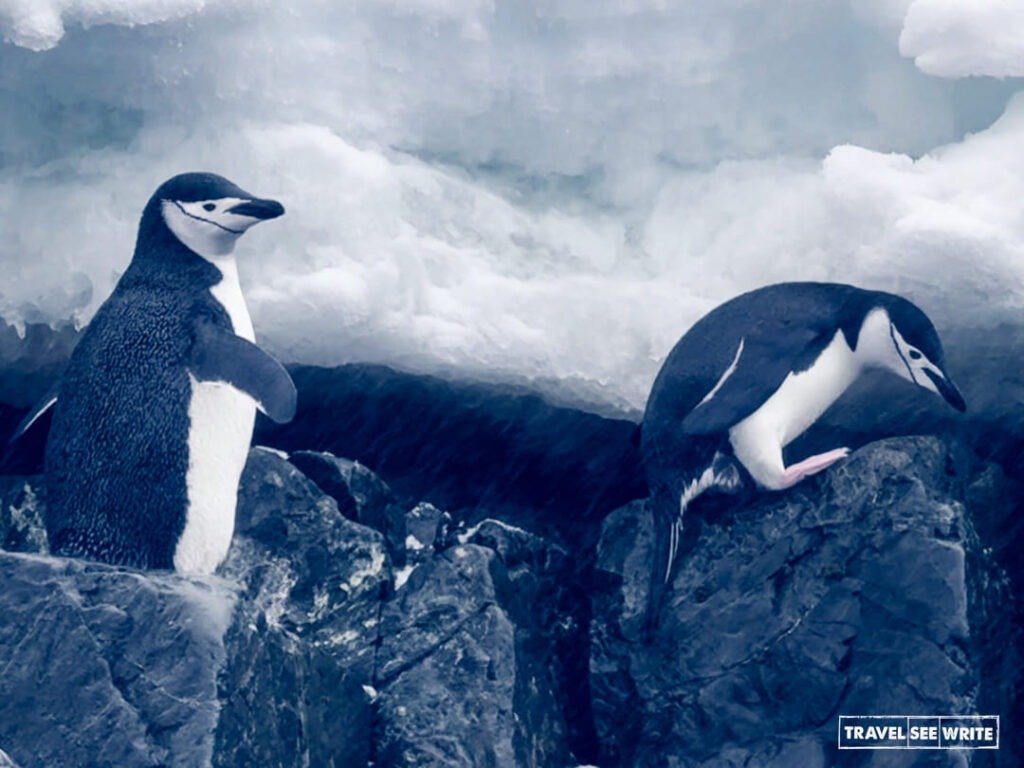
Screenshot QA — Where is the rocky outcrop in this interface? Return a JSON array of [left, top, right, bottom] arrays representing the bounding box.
[[0, 450, 391, 767], [288, 447, 575, 767], [0, 448, 575, 768], [0, 436, 1015, 767], [0, 447, 390, 768], [376, 542, 518, 766], [590, 437, 1001, 767], [0, 552, 234, 768], [288, 449, 408, 560], [375, 518, 574, 768], [213, 448, 389, 768]]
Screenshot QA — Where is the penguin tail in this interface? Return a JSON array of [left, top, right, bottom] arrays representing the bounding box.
[[643, 486, 691, 642], [642, 451, 750, 641], [643, 505, 670, 641]]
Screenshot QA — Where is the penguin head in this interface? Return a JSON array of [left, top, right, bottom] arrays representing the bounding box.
[[859, 297, 966, 412], [153, 172, 284, 260]]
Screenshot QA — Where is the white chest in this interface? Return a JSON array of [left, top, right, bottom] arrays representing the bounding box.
[[209, 258, 254, 341], [729, 332, 860, 488], [175, 264, 256, 574]]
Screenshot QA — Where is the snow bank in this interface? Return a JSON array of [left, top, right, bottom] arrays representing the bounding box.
[[900, 0, 1024, 78], [0, 1, 1022, 410], [0, 0, 221, 51]]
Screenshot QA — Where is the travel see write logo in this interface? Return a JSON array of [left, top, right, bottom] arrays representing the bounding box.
[[838, 716, 999, 750]]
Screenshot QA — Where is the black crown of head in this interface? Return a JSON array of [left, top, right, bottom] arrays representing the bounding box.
[[151, 173, 252, 204]]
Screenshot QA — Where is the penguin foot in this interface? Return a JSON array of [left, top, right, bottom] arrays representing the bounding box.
[[779, 447, 849, 489]]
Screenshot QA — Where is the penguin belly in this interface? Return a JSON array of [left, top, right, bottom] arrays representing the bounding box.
[[728, 331, 859, 490], [175, 375, 255, 573], [175, 260, 259, 573]]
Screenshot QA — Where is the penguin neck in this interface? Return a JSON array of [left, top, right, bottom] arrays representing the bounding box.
[[851, 307, 895, 370], [126, 203, 223, 289], [207, 254, 255, 341]]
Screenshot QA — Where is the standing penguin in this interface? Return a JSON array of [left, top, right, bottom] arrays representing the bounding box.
[[42, 172, 295, 573], [641, 282, 965, 627]]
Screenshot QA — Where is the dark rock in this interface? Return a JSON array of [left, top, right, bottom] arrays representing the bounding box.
[[433, 508, 459, 552], [0, 449, 584, 767], [255, 364, 646, 550], [288, 449, 365, 520], [403, 502, 446, 564], [0, 552, 234, 768], [963, 461, 1024, 767], [590, 437, 1006, 767], [0, 475, 47, 553], [376, 544, 517, 767], [461, 518, 559, 568], [289, 449, 408, 563], [214, 447, 389, 768], [1, 429, 1012, 766], [376, 519, 575, 768], [459, 521, 578, 768], [0, 448, 390, 768]]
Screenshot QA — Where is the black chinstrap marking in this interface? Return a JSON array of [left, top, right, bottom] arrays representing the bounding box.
[[170, 200, 244, 235], [889, 322, 917, 384]]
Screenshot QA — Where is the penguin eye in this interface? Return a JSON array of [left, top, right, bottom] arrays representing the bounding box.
[[203, 203, 216, 212], [908, 349, 922, 360]]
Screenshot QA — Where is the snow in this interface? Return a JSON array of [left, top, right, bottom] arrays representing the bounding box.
[[168, 574, 238, 641], [326, 628, 360, 648], [252, 445, 289, 461], [900, 0, 1024, 78], [344, 543, 386, 592], [1, 1, 1023, 411], [458, 518, 529, 545], [253, 558, 295, 630], [0, 0, 220, 51], [393, 564, 416, 591]]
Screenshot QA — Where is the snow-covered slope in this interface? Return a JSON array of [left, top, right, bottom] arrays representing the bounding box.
[[0, 0, 1022, 410]]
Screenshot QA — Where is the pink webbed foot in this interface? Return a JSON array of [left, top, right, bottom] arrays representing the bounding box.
[[778, 447, 850, 490]]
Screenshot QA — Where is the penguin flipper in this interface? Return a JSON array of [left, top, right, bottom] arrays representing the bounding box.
[[9, 384, 60, 444], [680, 324, 829, 435], [190, 322, 297, 424]]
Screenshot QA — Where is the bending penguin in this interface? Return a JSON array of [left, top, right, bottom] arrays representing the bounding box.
[[37, 172, 295, 573], [640, 282, 965, 629]]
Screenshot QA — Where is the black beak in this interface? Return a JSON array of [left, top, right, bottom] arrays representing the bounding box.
[[228, 198, 285, 220], [924, 368, 966, 412]]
